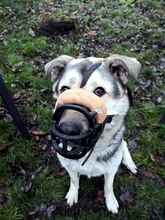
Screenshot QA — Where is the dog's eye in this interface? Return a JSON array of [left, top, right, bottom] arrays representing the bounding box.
[[60, 86, 70, 93], [94, 87, 106, 97]]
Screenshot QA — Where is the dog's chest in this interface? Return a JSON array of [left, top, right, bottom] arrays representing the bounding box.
[[58, 143, 124, 178]]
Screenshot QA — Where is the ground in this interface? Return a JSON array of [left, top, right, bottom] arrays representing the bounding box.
[[0, 0, 165, 219]]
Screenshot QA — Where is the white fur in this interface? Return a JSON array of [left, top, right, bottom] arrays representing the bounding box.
[[58, 139, 137, 213]]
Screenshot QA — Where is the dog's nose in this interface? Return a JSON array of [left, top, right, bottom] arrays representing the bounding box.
[[59, 121, 82, 135]]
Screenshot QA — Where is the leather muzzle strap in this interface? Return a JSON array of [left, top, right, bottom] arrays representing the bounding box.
[[80, 63, 102, 88]]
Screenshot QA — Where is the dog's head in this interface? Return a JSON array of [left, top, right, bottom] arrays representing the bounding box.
[[45, 54, 140, 111], [45, 54, 141, 159]]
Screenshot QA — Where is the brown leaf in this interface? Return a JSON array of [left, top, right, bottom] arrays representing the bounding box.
[[47, 205, 56, 218], [28, 28, 36, 37], [58, 169, 66, 177], [150, 154, 159, 166], [120, 187, 134, 205], [30, 114, 37, 125], [85, 25, 97, 36], [13, 91, 21, 100], [140, 170, 164, 187], [30, 130, 47, 136], [133, 86, 140, 97], [28, 2, 33, 7], [12, 62, 23, 72], [21, 181, 33, 192], [12, 164, 26, 175], [97, 190, 105, 204]]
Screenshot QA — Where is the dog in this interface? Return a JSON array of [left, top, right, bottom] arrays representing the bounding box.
[[45, 54, 141, 214]]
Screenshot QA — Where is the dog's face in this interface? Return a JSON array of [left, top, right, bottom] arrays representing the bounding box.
[[45, 54, 141, 137]]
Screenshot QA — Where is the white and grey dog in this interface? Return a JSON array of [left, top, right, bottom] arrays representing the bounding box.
[[45, 54, 141, 214]]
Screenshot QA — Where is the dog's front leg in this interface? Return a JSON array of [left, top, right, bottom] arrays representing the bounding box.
[[104, 171, 119, 214], [122, 140, 137, 174], [65, 168, 79, 206]]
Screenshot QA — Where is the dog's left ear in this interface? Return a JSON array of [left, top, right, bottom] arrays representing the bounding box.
[[105, 54, 141, 84]]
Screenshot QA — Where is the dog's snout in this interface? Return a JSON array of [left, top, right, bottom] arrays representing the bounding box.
[[59, 121, 82, 135]]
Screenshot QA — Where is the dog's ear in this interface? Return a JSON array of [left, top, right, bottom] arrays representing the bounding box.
[[105, 54, 141, 84], [45, 55, 75, 82]]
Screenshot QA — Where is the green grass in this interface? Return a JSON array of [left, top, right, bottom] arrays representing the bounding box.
[[0, 0, 165, 219]]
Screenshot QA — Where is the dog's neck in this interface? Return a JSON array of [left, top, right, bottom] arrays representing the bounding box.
[[81, 115, 125, 166]]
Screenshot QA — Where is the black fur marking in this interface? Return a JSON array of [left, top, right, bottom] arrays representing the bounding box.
[[112, 80, 120, 99], [66, 60, 94, 76], [55, 73, 64, 95], [97, 124, 125, 163], [79, 60, 94, 75]]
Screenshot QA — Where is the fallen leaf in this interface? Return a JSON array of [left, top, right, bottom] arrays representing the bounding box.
[[34, 165, 43, 174], [12, 164, 26, 175], [29, 205, 40, 216], [128, 140, 138, 150], [12, 62, 23, 72], [120, 187, 134, 205], [13, 91, 21, 100], [140, 170, 164, 187], [39, 203, 47, 212], [97, 190, 105, 204], [28, 2, 33, 7], [28, 28, 36, 37], [30, 113, 37, 125], [58, 168, 66, 177], [133, 86, 140, 97], [150, 154, 158, 165], [21, 181, 33, 192], [47, 205, 56, 217], [3, 40, 8, 46], [30, 130, 47, 136], [155, 155, 165, 167], [85, 25, 97, 36]]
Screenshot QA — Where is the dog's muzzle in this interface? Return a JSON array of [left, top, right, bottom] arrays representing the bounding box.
[[52, 104, 108, 159], [51, 88, 113, 160]]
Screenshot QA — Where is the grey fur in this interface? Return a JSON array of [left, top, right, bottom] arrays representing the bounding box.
[[97, 124, 125, 162]]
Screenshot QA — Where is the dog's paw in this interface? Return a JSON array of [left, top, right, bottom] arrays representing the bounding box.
[[65, 189, 78, 206], [128, 161, 137, 174], [122, 141, 137, 174], [105, 193, 119, 214], [123, 157, 137, 174]]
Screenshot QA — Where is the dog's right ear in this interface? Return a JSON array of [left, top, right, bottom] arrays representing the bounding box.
[[45, 55, 75, 82]]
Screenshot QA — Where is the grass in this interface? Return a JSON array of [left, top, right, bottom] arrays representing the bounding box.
[[0, 0, 165, 219]]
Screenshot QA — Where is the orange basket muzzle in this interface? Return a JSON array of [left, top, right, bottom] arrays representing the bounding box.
[[51, 89, 113, 160]]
